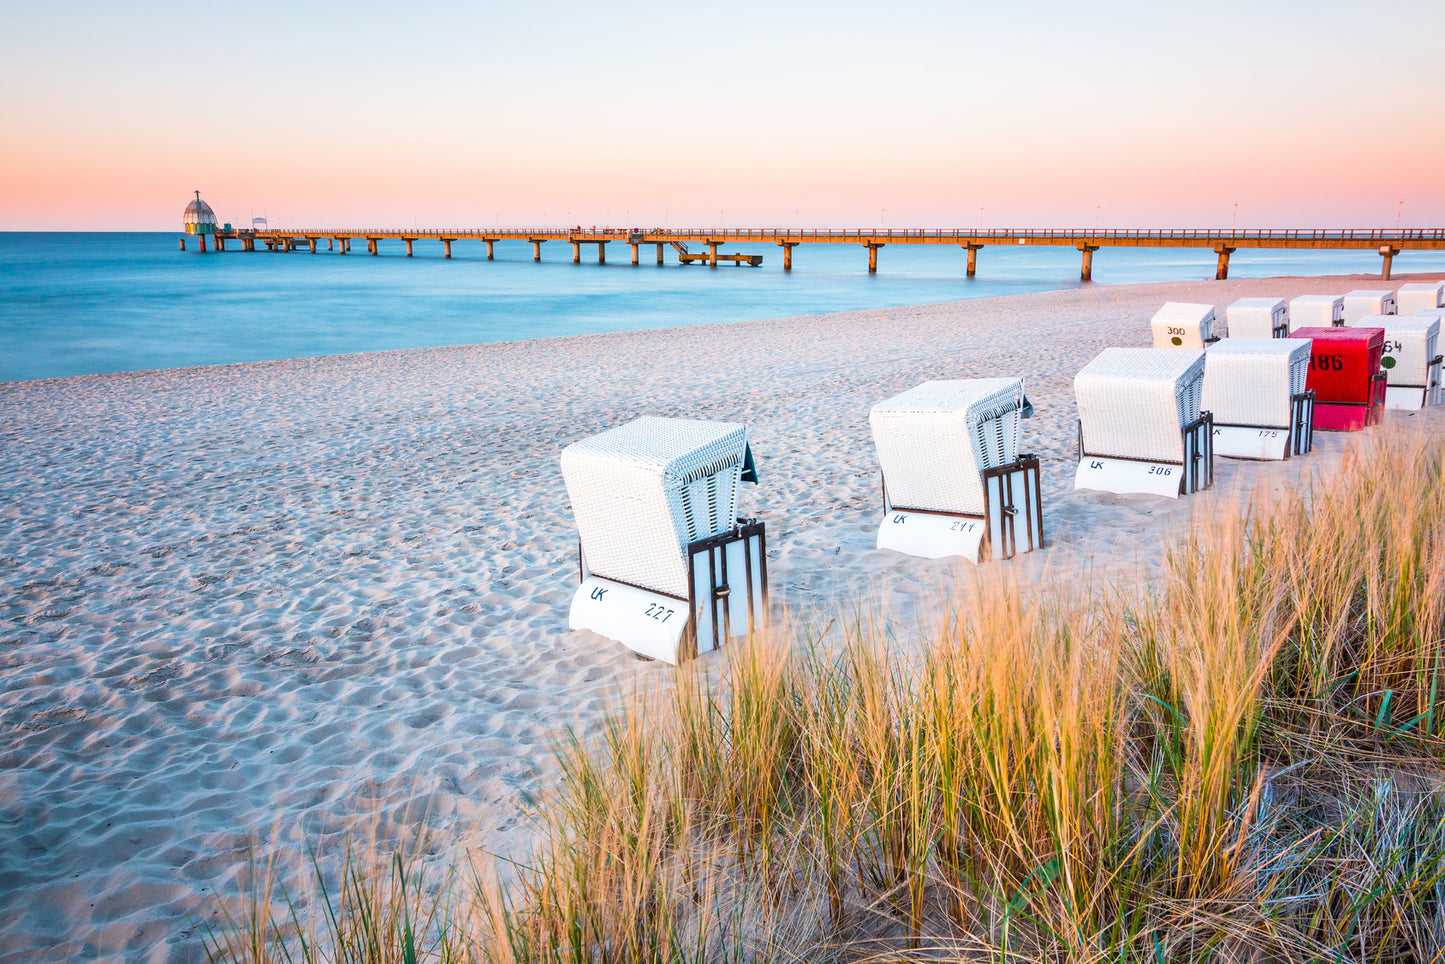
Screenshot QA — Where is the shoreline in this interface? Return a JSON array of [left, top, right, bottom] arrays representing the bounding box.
[[1, 273, 1442, 962], [3, 247, 1442, 386]]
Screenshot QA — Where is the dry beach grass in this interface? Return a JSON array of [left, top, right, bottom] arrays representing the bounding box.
[[0, 273, 1441, 962], [207, 421, 1445, 964]]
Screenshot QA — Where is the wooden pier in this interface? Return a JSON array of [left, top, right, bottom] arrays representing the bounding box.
[[204, 225, 1445, 281]]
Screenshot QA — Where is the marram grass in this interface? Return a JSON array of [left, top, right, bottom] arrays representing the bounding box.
[[206, 423, 1445, 964]]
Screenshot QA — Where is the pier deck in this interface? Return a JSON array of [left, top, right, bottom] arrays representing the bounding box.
[[206, 226, 1445, 281]]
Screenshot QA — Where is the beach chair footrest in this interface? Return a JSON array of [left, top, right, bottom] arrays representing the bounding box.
[[1212, 391, 1315, 460], [1075, 415, 1213, 497], [877, 509, 988, 561], [571, 521, 768, 665], [878, 456, 1043, 562]]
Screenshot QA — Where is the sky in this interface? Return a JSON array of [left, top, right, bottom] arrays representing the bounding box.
[[2, 0, 1442, 231]]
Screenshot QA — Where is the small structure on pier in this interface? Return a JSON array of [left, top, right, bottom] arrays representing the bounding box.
[[181, 191, 217, 252]]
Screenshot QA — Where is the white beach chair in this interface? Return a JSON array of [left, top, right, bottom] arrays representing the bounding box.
[[1342, 289, 1397, 324], [1288, 295, 1345, 331], [1348, 314, 1442, 410], [1396, 281, 1445, 316], [1202, 339, 1315, 459], [1074, 348, 1213, 498], [1226, 298, 1290, 339], [868, 378, 1042, 562], [1151, 302, 1219, 348], [560, 416, 766, 664]]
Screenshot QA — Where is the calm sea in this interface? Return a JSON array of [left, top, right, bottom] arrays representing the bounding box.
[[3, 232, 1443, 384]]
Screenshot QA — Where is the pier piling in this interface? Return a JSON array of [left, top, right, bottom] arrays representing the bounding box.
[[1078, 243, 1099, 281], [865, 242, 883, 273], [964, 243, 983, 277], [571, 241, 580, 264], [443, 238, 453, 259], [1379, 245, 1400, 280], [631, 242, 639, 266], [597, 242, 607, 264], [531, 239, 543, 261], [708, 241, 719, 268], [779, 241, 796, 270], [656, 242, 664, 265], [404, 238, 414, 257], [1214, 244, 1235, 280]]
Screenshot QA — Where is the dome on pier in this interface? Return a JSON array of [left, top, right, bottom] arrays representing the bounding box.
[[182, 191, 216, 235]]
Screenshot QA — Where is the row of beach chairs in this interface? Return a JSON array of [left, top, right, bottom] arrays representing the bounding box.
[[560, 280, 1444, 664]]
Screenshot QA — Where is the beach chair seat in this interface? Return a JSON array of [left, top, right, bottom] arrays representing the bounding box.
[[1348, 314, 1442, 410], [1342, 289, 1397, 324], [1396, 281, 1445, 316], [1202, 339, 1314, 459], [560, 416, 766, 664], [1151, 302, 1219, 348], [1291, 327, 1386, 430], [1073, 348, 1213, 497], [1226, 298, 1290, 339], [868, 378, 1042, 562], [1289, 295, 1345, 331]]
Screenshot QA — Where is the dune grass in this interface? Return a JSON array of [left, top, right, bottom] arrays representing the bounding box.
[[206, 423, 1445, 963]]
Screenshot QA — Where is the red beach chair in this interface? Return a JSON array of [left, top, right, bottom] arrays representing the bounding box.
[[1292, 326, 1386, 431]]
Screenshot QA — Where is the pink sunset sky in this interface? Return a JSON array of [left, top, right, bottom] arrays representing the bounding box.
[[3, 1, 1442, 231]]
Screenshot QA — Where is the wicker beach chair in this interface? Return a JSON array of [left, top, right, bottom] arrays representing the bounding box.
[[1151, 302, 1219, 348], [1348, 314, 1442, 410], [1396, 281, 1445, 316], [1342, 289, 1397, 324], [1291, 327, 1387, 430], [560, 415, 766, 664], [1073, 348, 1213, 497], [868, 378, 1042, 562], [1226, 298, 1290, 339], [1289, 295, 1345, 331], [1202, 339, 1314, 459]]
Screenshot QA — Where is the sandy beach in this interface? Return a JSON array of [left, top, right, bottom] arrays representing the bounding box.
[[2, 273, 1441, 963]]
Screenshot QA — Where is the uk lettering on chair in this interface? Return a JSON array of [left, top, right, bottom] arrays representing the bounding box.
[[1348, 314, 1441, 410], [560, 416, 767, 665], [1202, 338, 1315, 460], [868, 378, 1043, 563], [1291, 326, 1387, 430], [1073, 348, 1214, 498]]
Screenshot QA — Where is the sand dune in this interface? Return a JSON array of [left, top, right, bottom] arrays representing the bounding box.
[[1, 273, 1440, 962]]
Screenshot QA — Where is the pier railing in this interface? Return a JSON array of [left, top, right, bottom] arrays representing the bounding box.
[[239, 227, 1445, 242]]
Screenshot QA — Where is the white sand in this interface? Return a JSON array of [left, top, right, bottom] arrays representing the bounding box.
[[1, 273, 1441, 963]]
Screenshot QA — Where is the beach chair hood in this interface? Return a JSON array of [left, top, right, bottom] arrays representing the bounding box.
[[561, 416, 750, 598], [1074, 348, 1205, 463], [869, 378, 1024, 515]]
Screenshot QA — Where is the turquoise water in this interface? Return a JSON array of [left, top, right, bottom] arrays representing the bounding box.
[[3, 232, 1443, 384]]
